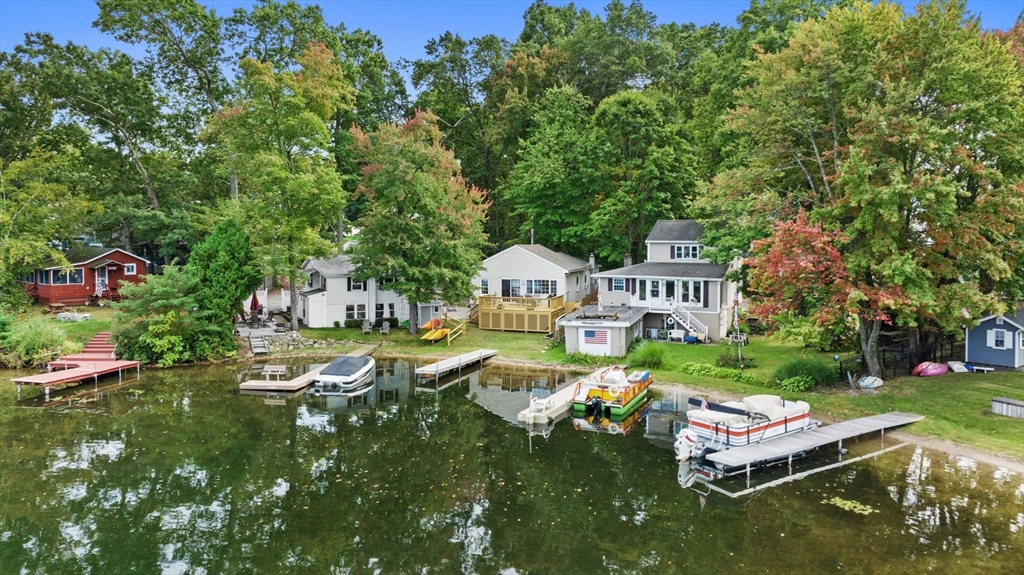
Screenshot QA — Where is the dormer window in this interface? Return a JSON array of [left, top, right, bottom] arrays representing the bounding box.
[[673, 245, 701, 259]]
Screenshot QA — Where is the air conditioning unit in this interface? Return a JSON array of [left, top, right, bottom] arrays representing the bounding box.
[[646, 328, 660, 339]]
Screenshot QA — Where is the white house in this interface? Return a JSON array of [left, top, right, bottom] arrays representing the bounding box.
[[562, 220, 740, 356], [297, 254, 443, 328], [474, 244, 596, 302]]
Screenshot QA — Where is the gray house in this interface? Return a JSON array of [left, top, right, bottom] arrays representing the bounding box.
[[965, 303, 1024, 369]]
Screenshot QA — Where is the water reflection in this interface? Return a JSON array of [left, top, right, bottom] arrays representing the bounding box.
[[0, 358, 1021, 574]]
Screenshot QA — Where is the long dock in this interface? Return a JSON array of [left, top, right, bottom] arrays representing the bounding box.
[[11, 333, 140, 400], [237, 343, 379, 392], [414, 349, 498, 380], [706, 411, 924, 470]]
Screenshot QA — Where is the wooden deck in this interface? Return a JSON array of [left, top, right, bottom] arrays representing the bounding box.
[[414, 349, 498, 380], [477, 295, 564, 333], [238, 343, 379, 392], [706, 412, 924, 469]]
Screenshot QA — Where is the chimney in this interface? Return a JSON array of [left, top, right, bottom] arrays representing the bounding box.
[[624, 254, 632, 267]]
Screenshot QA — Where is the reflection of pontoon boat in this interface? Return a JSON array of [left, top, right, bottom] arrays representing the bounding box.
[[572, 367, 652, 417], [572, 398, 652, 435], [674, 395, 817, 462], [310, 356, 375, 395]]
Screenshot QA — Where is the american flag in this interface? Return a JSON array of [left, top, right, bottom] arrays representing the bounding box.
[[700, 397, 709, 411], [583, 329, 608, 344]]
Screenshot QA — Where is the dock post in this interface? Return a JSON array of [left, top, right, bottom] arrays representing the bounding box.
[[45, 386, 50, 401], [788, 453, 792, 475], [16, 383, 21, 400], [746, 463, 751, 488], [838, 438, 843, 461]]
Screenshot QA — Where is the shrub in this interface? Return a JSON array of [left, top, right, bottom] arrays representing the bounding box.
[[777, 375, 816, 393], [716, 353, 757, 370], [771, 357, 836, 389], [372, 317, 399, 328], [565, 351, 606, 366], [333, 321, 341, 328], [677, 362, 767, 386], [344, 319, 362, 329], [0, 320, 82, 368], [629, 341, 665, 369]]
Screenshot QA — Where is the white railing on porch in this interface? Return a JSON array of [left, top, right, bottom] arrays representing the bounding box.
[[672, 303, 708, 337]]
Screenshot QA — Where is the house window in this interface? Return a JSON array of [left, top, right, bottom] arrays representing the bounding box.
[[639, 279, 646, 301], [678, 281, 703, 304], [19, 272, 34, 283], [673, 245, 701, 259], [346, 305, 356, 320], [480, 279, 489, 295], [53, 268, 84, 285], [38, 270, 50, 284], [509, 279, 521, 297], [356, 304, 366, 319], [612, 278, 625, 292], [376, 303, 385, 319], [124, 264, 136, 275], [996, 317, 1003, 325], [691, 281, 703, 304], [665, 280, 675, 300], [526, 279, 553, 295], [993, 329, 1007, 349], [388, 303, 395, 318], [575, 276, 579, 291], [351, 279, 363, 291]]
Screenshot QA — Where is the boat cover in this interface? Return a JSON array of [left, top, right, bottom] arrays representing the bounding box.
[[741, 395, 809, 420], [320, 356, 373, 378]]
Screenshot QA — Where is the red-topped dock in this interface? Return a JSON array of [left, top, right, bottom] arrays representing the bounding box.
[[11, 333, 140, 400]]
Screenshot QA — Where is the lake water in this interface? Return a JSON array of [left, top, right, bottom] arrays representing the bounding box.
[[1, 358, 1021, 574]]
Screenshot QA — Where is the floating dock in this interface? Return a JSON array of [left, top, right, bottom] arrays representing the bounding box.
[[705, 411, 924, 470], [518, 383, 578, 425], [237, 343, 378, 392], [414, 349, 497, 380], [11, 333, 140, 400]]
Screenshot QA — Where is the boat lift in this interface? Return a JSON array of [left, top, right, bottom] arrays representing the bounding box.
[[684, 411, 924, 499]]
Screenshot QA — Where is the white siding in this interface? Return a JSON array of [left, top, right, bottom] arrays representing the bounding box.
[[476, 246, 572, 298]]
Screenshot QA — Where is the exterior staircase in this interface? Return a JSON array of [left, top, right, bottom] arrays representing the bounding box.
[[670, 304, 709, 342]]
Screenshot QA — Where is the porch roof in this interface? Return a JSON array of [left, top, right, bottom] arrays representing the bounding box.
[[593, 261, 729, 280], [88, 259, 121, 269]]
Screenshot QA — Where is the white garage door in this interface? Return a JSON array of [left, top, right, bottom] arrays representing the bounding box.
[[578, 328, 612, 356]]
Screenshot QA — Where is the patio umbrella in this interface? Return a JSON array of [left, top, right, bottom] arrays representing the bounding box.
[[249, 292, 260, 312]]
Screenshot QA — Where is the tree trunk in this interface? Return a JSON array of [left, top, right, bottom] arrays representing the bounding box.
[[408, 301, 419, 335], [858, 316, 884, 378], [289, 273, 300, 331], [230, 170, 238, 201]]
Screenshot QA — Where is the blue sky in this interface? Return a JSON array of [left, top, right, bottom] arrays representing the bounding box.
[[1, 0, 1020, 65]]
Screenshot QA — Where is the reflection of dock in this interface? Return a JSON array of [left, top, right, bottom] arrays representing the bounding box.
[[414, 349, 497, 380], [238, 343, 378, 392]]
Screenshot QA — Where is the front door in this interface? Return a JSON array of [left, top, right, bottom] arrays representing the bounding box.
[[501, 279, 511, 297], [649, 279, 662, 308], [95, 266, 108, 296]]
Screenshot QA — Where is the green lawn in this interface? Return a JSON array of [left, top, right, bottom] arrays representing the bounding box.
[[11, 304, 117, 344]]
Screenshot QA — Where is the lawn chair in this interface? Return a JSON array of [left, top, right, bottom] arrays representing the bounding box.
[[379, 321, 391, 336], [362, 319, 372, 334]]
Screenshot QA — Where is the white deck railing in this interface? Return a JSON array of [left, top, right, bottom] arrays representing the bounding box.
[[672, 303, 708, 336]]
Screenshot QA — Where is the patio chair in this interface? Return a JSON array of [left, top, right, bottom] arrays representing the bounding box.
[[379, 321, 391, 336], [362, 319, 372, 334]]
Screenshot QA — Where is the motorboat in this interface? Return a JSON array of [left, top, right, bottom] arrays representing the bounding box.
[[310, 356, 375, 395], [572, 397, 652, 435], [674, 394, 818, 462], [572, 366, 653, 418]]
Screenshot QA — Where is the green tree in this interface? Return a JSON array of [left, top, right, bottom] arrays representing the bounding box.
[[205, 42, 352, 330], [0, 149, 93, 311], [113, 264, 233, 367], [586, 90, 695, 265], [503, 86, 594, 255], [700, 0, 1024, 376], [185, 219, 262, 326], [349, 110, 490, 334]]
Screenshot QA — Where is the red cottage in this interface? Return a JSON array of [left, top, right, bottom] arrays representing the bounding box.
[[23, 247, 150, 305]]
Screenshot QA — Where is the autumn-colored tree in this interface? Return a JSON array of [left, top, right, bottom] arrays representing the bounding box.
[[349, 110, 489, 334], [701, 0, 1024, 377]]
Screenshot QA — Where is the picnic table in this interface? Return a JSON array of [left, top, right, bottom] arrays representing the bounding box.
[[46, 303, 66, 314]]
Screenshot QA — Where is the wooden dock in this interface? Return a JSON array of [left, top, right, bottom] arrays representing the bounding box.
[[706, 411, 924, 470], [517, 383, 578, 424], [11, 333, 140, 400], [414, 349, 498, 380], [238, 343, 379, 392]]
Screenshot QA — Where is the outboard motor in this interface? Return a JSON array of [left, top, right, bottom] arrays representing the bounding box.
[[589, 396, 603, 414], [674, 429, 703, 462]]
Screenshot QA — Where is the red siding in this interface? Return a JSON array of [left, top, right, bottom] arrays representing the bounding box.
[[29, 250, 148, 305]]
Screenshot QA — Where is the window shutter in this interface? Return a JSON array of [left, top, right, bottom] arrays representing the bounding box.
[[703, 281, 709, 306], [986, 329, 995, 348], [347, 277, 352, 292], [670, 246, 675, 260], [607, 278, 613, 291]]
